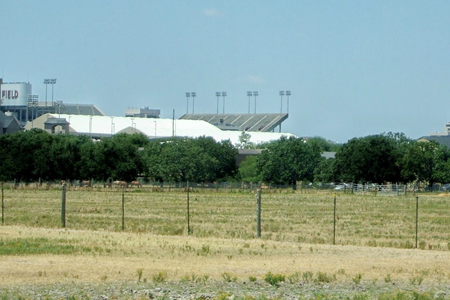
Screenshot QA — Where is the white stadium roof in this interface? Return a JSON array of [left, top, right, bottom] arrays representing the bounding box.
[[43, 114, 297, 145]]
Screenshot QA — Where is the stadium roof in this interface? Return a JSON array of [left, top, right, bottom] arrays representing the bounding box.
[[180, 113, 288, 132], [39, 114, 296, 145]]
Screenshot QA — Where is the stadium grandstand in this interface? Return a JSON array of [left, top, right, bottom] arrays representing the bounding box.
[[25, 113, 296, 146], [180, 113, 289, 133], [56, 102, 104, 116]]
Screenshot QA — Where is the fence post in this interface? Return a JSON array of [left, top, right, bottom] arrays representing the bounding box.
[[333, 193, 337, 245], [122, 187, 125, 231], [415, 195, 419, 249], [61, 182, 66, 228], [256, 188, 262, 238], [1, 182, 4, 226], [187, 181, 191, 235]]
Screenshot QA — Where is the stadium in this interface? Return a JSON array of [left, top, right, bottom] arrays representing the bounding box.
[[1, 78, 296, 145]]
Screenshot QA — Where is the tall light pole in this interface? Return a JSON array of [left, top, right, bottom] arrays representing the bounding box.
[[253, 91, 258, 114], [247, 91, 252, 114], [222, 92, 227, 114], [50, 79, 56, 106], [56, 100, 63, 118], [279, 91, 285, 113], [185, 92, 190, 114], [111, 117, 115, 135], [43, 79, 50, 106], [215, 92, 220, 114], [286, 90, 291, 115], [191, 92, 196, 114], [154, 120, 157, 138]]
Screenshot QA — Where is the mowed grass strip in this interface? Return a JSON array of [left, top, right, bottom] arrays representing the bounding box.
[[2, 187, 450, 249]]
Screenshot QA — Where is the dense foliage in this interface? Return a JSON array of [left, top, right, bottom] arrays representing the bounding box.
[[1, 130, 450, 188], [0, 130, 237, 183]]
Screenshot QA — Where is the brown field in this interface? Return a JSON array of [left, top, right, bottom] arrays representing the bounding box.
[[1, 187, 450, 297]]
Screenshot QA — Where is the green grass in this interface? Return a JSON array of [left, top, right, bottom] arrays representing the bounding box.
[[0, 237, 87, 255]]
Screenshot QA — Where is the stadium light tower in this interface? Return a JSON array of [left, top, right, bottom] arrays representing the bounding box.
[[247, 91, 252, 114], [222, 92, 227, 114], [50, 79, 57, 106], [185, 92, 190, 114], [286, 90, 291, 114], [279, 91, 285, 113], [43, 79, 50, 106], [215, 92, 220, 114], [43, 78, 56, 106], [191, 92, 196, 114], [253, 91, 258, 114]]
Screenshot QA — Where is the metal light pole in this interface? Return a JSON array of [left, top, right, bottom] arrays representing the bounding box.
[[222, 92, 227, 114], [111, 117, 115, 135], [131, 117, 136, 134], [247, 91, 252, 114], [185, 92, 190, 114], [154, 121, 157, 138], [56, 100, 62, 118], [286, 90, 291, 115], [215, 92, 220, 114], [50, 79, 56, 106], [191, 92, 196, 114], [279, 91, 285, 113], [253, 91, 258, 114], [43, 79, 50, 106]]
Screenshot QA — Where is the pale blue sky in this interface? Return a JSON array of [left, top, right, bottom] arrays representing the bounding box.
[[1, 1, 449, 142]]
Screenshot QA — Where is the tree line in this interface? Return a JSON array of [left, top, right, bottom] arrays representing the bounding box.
[[243, 133, 450, 189], [1, 130, 449, 188]]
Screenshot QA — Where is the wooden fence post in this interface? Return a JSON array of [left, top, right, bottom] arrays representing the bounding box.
[[256, 188, 262, 238]]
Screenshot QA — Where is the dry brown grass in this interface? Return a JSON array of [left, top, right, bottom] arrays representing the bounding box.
[[2, 187, 450, 289], [2, 225, 450, 287]]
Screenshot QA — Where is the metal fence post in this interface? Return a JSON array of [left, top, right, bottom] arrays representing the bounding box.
[[187, 181, 191, 235], [256, 188, 262, 238], [1, 182, 4, 226], [61, 183, 66, 228], [333, 193, 337, 245], [415, 195, 419, 248], [122, 187, 125, 231]]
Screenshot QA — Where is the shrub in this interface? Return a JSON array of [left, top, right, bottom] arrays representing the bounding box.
[[263, 272, 285, 287]]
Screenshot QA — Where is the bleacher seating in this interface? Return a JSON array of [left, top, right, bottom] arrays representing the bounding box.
[[180, 113, 288, 132]]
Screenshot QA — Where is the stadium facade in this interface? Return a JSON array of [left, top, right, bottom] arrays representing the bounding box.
[[2, 78, 296, 145]]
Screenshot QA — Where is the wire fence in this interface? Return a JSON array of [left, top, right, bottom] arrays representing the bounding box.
[[0, 180, 420, 195], [2, 181, 450, 250]]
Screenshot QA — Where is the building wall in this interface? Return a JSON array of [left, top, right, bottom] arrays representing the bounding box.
[[0, 82, 32, 106]]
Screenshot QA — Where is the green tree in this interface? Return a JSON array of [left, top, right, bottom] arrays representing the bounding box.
[[238, 155, 261, 183], [399, 140, 450, 188], [306, 136, 341, 152], [236, 131, 254, 149], [0, 134, 16, 181], [157, 138, 220, 182], [333, 134, 402, 183], [257, 136, 322, 188], [94, 133, 145, 182], [314, 157, 336, 183]]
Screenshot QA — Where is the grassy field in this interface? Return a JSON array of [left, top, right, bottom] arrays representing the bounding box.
[[1, 186, 450, 299], [2, 186, 450, 249]]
